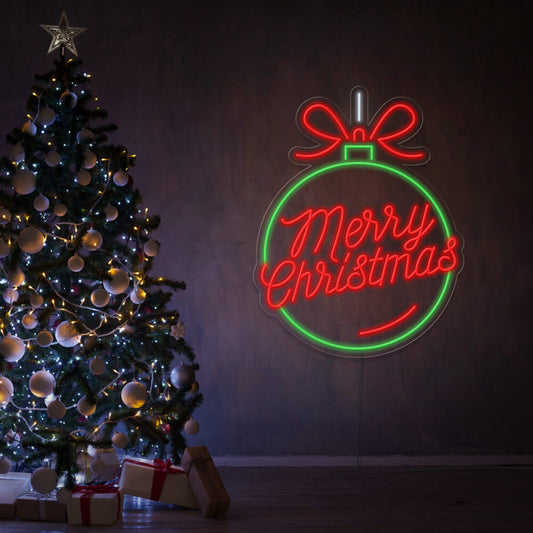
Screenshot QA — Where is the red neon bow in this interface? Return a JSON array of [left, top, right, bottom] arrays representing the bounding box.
[[290, 99, 428, 164]]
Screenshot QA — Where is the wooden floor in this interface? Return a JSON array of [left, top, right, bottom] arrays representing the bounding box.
[[2, 466, 533, 532]]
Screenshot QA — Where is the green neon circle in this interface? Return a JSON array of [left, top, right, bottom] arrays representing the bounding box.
[[260, 160, 457, 356]]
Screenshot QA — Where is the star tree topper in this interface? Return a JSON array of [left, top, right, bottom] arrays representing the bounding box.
[[40, 11, 86, 56]]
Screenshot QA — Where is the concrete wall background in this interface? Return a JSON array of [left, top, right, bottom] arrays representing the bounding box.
[[0, 1, 530, 457]]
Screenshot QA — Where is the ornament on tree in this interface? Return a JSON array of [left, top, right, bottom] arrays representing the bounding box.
[[143, 239, 159, 257], [0, 207, 11, 224], [12, 169, 36, 195], [53, 202, 67, 216], [36, 330, 54, 347], [76, 128, 94, 142], [37, 106, 56, 126], [170, 363, 195, 389], [29, 369, 56, 398], [90, 288, 110, 307], [0, 375, 14, 404], [68, 253, 84, 272], [22, 313, 39, 329], [21, 119, 37, 135], [104, 204, 118, 221], [55, 320, 81, 347], [77, 397, 96, 416], [89, 357, 106, 375], [45, 150, 61, 167], [0, 239, 9, 258], [129, 287, 146, 304], [30, 293, 44, 308], [47, 398, 67, 419], [18, 226, 46, 254], [3, 287, 19, 304], [9, 143, 25, 163], [31, 467, 58, 494], [75, 169, 91, 186], [6, 267, 25, 287], [170, 321, 186, 340], [111, 432, 128, 449], [112, 169, 128, 186], [82, 150, 96, 169], [0, 335, 25, 362], [184, 418, 200, 435], [33, 194, 50, 211], [60, 89, 78, 108], [82, 229, 103, 250], [0, 456, 11, 474], [103, 268, 130, 294], [121, 381, 148, 408]]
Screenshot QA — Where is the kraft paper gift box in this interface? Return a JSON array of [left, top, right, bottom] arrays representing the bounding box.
[[118, 456, 199, 509], [181, 446, 231, 518], [66, 483, 123, 526], [0, 472, 31, 519], [16, 493, 67, 522], [87, 445, 120, 482]]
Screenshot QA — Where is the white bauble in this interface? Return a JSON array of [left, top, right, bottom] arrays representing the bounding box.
[[18, 226, 45, 254], [89, 357, 106, 375], [56, 488, 73, 504], [83, 151, 97, 169], [22, 313, 38, 329], [45, 151, 61, 167], [184, 418, 200, 435], [0, 239, 10, 258], [82, 229, 103, 251], [90, 288, 109, 308], [68, 254, 84, 272], [30, 293, 44, 308], [7, 267, 24, 287], [29, 370, 55, 398], [55, 321, 81, 347], [104, 204, 118, 222], [113, 169, 128, 186], [103, 268, 130, 295], [129, 287, 146, 304], [33, 194, 50, 212], [3, 288, 19, 304], [0, 207, 11, 224], [53, 203, 67, 217], [111, 432, 128, 449], [77, 397, 96, 416], [47, 398, 66, 419], [143, 239, 159, 257], [60, 90, 77, 107], [0, 383, 10, 404], [0, 375, 14, 400], [36, 330, 54, 347], [31, 467, 58, 494], [75, 169, 91, 186], [22, 120, 37, 135], [0, 456, 11, 474], [121, 381, 148, 408], [120, 323, 135, 334], [12, 169, 36, 195], [37, 106, 56, 126], [9, 143, 25, 163], [76, 128, 94, 142]]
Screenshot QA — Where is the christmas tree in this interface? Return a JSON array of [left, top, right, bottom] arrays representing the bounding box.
[[0, 12, 202, 490]]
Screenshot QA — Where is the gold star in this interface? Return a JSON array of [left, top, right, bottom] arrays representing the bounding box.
[[40, 11, 86, 57]]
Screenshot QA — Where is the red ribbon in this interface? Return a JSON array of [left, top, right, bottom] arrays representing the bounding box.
[[121, 457, 186, 502], [72, 483, 121, 526], [291, 99, 428, 163]]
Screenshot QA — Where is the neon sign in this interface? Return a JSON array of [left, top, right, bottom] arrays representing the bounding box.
[[255, 87, 463, 357]]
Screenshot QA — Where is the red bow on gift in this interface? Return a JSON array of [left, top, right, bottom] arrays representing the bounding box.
[[72, 483, 121, 525], [290, 95, 429, 164]]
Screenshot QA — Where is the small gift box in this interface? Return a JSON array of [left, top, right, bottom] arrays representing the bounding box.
[[66, 483, 123, 526], [0, 472, 31, 519], [118, 456, 198, 508], [88, 446, 120, 482], [16, 492, 67, 522], [181, 446, 230, 518]]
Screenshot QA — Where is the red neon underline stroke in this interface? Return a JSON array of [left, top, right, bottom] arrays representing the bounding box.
[[358, 304, 418, 337]]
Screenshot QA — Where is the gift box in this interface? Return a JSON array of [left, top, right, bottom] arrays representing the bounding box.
[[118, 456, 198, 509], [88, 446, 120, 482], [66, 483, 123, 526], [0, 472, 31, 519], [16, 492, 67, 522], [181, 446, 230, 518], [76, 449, 92, 484]]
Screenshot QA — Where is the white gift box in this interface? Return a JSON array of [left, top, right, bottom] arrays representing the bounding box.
[[0, 472, 31, 519], [118, 456, 198, 508], [66, 485, 123, 526]]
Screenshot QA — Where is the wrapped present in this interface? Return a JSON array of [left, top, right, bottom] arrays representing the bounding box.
[[0, 472, 31, 519], [76, 449, 92, 484], [88, 446, 120, 482], [16, 492, 67, 522], [118, 456, 198, 508], [181, 446, 230, 518], [66, 483, 123, 526]]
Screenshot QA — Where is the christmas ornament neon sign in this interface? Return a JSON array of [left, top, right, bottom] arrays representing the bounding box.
[[256, 87, 463, 357]]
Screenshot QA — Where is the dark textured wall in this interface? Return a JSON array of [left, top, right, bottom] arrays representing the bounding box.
[[0, 1, 530, 456]]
